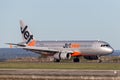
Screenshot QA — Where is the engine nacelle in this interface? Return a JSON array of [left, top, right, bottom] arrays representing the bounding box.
[[84, 56, 98, 60], [54, 52, 71, 60]]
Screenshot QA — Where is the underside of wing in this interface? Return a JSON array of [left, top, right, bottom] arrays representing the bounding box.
[[22, 46, 60, 54]]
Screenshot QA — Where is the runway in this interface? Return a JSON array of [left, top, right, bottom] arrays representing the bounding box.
[[0, 69, 120, 80]]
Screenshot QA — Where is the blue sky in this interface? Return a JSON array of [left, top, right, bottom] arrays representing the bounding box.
[[0, 0, 120, 49]]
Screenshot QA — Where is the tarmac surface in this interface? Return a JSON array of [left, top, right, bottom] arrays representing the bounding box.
[[0, 69, 120, 80]]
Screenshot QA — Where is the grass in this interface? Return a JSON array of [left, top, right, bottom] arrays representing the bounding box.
[[0, 62, 119, 70]]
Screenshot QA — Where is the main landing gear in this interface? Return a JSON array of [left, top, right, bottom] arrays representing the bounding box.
[[73, 57, 80, 62], [54, 59, 60, 62]]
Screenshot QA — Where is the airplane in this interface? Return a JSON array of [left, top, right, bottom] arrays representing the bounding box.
[[7, 20, 114, 62]]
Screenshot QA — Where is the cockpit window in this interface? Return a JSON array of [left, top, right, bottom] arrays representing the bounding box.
[[101, 44, 110, 47]]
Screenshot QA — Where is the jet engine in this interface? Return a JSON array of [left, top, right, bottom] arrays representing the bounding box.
[[54, 52, 71, 60], [84, 56, 98, 60]]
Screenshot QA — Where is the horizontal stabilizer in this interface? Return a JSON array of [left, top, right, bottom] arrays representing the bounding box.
[[6, 43, 26, 47]]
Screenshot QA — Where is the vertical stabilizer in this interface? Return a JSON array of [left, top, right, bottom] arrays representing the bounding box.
[[20, 20, 36, 46]]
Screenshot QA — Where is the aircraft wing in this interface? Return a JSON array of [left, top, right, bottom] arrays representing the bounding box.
[[22, 46, 74, 55], [22, 46, 60, 54], [6, 43, 72, 54]]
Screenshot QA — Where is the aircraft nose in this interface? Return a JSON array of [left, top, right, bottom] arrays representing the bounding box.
[[104, 47, 114, 54]]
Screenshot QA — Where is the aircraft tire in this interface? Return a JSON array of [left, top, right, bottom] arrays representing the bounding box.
[[73, 57, 80, 62], [54, 59, 60, 62], [98, 59, 102, 63], [98, 56, 102, 63]]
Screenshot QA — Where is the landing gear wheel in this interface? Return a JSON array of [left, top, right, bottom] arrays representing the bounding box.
[[73, 57, 80, 62], [98, 59, 102, 63], [98, 56, 102, 63], [54, 59, 60, 62]]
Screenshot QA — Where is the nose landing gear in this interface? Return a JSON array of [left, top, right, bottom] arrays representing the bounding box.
[[98, 56, 102, 63]]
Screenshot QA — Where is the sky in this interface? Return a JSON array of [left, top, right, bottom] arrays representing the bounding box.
[[0, 0, 120, 49]]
